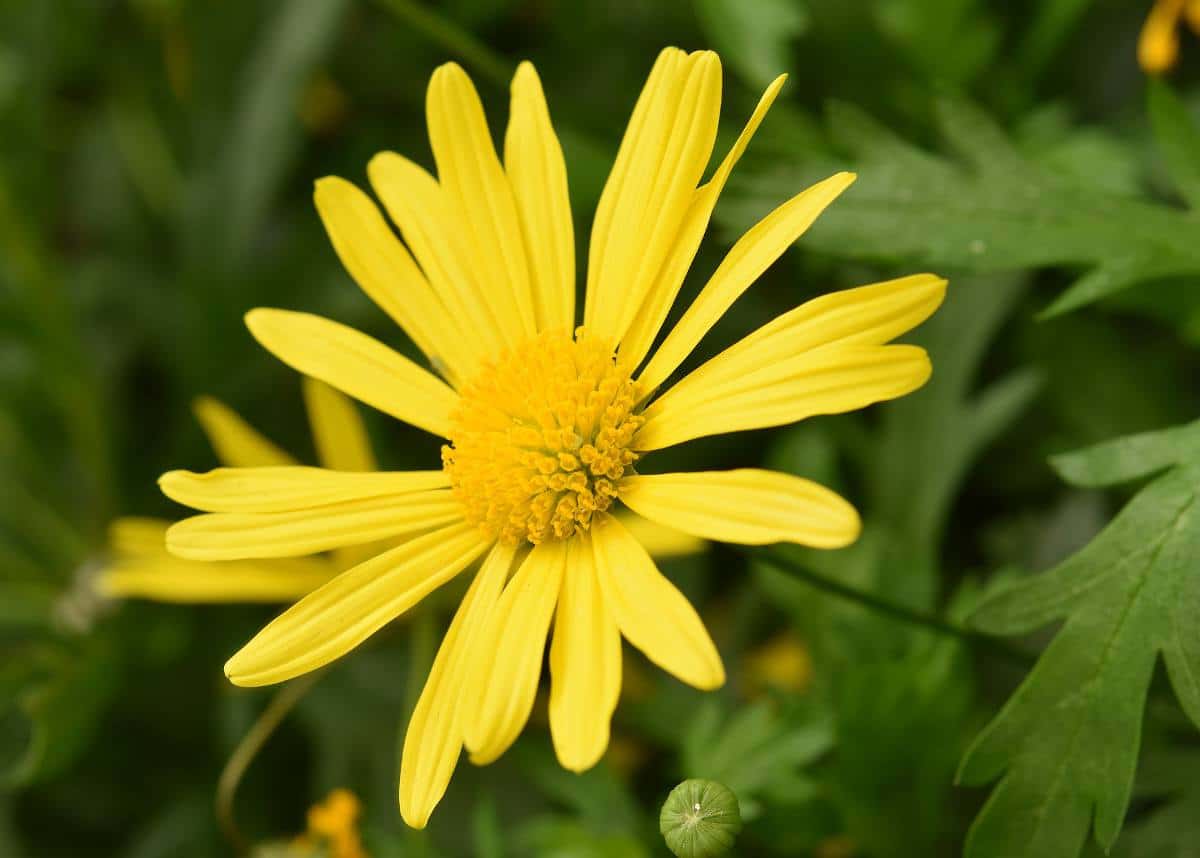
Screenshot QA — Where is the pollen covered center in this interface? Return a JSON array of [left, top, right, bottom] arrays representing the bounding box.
[[442, 329, 643, 546]]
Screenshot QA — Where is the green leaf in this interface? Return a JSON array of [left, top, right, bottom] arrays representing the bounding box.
[[959, 431, 1200, 858], [1049, 420, 1200, 488], [692, 0, 808, 91], [1148, 80, 1200, 211], [514, 743, 641, 835], [682, 698, 831, 817], [717, 98, 1200, 318]]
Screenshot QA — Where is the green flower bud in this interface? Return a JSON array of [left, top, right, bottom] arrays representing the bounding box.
[[659, 779, 742, 858]]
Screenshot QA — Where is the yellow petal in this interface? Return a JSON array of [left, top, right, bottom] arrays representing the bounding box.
[[193, 397, 295, 469], [166, 490, 462, 560], [160, 467, 448, 513], [637, 172, 856, 397], [98, 555, 335, 603], [367, 152, 503, 368], [504, 61, 575, 333], [399, 542, 513, 829], [620, 74, 788, 369], [313, 176, 470, 385], [462, 540, 566, 765], [591, 514, 724, 690], [427, 62, 536, 344], [620, 470, 861, 548], [245, 309, 458, 439], [700, 274, 946, 376], [108, 516, 171, 557], [549, 532, 621, 772], [637, 344, 931, 451], [225, 521, 489, 686], [585, 50, 722, 347], [614, 512, 706, 559], [302, 377, 377, 473], [583, 47, 680, 336], [1140, 0, 1185, 73]]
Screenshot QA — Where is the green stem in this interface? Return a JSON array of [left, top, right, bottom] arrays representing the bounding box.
[[215, 672, 324, 854], [753, 548, 1033, 667], [374, 0, 513, 89]]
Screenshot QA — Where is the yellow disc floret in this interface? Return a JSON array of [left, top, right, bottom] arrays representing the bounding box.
[[443, 329, 643, 545]]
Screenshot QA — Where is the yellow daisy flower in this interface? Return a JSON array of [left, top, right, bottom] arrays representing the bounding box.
[[160, 48, 945, 827], [99, 379, 374, 602]]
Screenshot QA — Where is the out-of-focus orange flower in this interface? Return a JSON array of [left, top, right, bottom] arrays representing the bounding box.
[[294, 789, 367, 858], [1139, 0, 1200, 73]]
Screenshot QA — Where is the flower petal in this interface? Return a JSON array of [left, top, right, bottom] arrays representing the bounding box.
[[193, 397, 295, 469], [505, 61, 575, 333], [549, 532, 622, 772], [614, 512, 706, 559], [399, 542, 513, 829], [367, 152, 504, 368], [245, 309, 458, 438], [585, 49, 722, 347], [166, 490, 462, 560], [620, 470, 860, 548], [313, 176, 471, 385], [224, 521, 490, 686], [302, 378, 377, 473], [99, 556, 335, 604], [462, 540, 566, 765], [619, 74, 788, 369], [591, 514, 724, 690], [637, 172, 856, 397], [636, 344, 931, 451], [109, 516, 172, 556], [427, 62, 537, 344], [160, 467, 448, 513], [689, 274, 947, 378]]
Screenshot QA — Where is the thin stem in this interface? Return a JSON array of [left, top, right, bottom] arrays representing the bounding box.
[[374, 0, 512, 89], [215, 671, 324, 854], [753, 547, 1034, 667]]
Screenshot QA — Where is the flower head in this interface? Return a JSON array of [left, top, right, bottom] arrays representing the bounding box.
[[161, 48, 945, 828]]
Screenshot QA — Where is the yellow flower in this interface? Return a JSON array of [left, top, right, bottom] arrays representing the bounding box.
[[743, 632, 813, 696], [160, 48, 945, 828], [289, 789, 368, 858], [99, 379, 374, 602], [1139, 0, 1200, 73]]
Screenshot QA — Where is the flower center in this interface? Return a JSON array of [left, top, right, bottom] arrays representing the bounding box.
[[442, 329, 643, 546]]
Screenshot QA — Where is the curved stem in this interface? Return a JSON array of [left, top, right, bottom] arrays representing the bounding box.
[[752, 547, 1033, 667], [215, 671, 324, 854]]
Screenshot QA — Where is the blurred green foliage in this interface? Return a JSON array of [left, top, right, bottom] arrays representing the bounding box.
[[4, 1, 1200, 857]]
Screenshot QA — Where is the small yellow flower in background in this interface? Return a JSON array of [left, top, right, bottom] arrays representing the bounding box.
[[1139, 0, 1200, 73], [160, 48, 945, 827], [304, 789, 368, 858], [743, 632, 813, 696], [98, 379, 375, 603], [281, 789, 368, 858]]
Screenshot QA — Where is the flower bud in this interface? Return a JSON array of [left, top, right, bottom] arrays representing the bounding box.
[[659, 779, 742, 857]]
